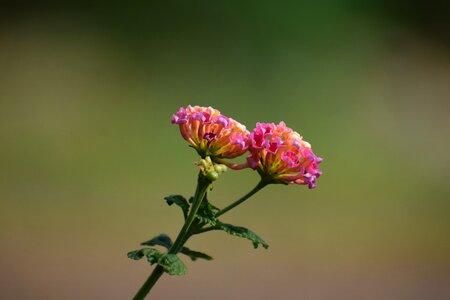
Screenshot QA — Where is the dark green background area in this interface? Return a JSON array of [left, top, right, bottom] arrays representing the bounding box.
[[1, 2, 449, 299]]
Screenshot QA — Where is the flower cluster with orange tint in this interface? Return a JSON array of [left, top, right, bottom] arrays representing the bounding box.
[[172, 106, 322, 188], [246, 122, 322, 188], [171, 105, 249, 159]]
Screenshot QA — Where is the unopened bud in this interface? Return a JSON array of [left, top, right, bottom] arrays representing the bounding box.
[[199, 159, 208, 169], [196, 156, 226, 182], [206, 170, 219, 182], [214, 164, 227, 174]]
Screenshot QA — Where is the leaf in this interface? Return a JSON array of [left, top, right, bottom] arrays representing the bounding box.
[[159, 254, 188, 275], [180, 247, 213, 261], [164, 195, 190, 219], [141, 234, 173, 250], [127, 248, 162, 263], [127, 249, 146, 260], [139, 234, 213, 261], [218, 223, 269, 249], [196, 199, 220, 226], [127, 247, 187, 276]]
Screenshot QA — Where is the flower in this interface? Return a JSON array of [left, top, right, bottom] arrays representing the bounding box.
[[247, 122, 322, 188], [172, 105, 249, 159]]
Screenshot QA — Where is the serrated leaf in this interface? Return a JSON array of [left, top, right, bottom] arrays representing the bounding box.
[[158, 254, 188, 275], [127, 249, 146, 260], [218, 223, 269, 249], [180, 247, 213, 261], [145, 248, 163, 264], [141, 234, 173, 250], [127, 248, 162, 262], [196, 199, 219, 226], [127, 247, 187, 276], [164, 195, 190, 219]]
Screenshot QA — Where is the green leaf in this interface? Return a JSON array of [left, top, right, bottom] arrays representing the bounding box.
[[164, 195, 190, 219], [127, 248, 162, 263], [127, 249, 146, 260], [180, 247, 213, 261], [127, 247, 187, 276], [159, 254, 188, 275], [141, 234, 173, 250], [218, 223, 269, 249], [138, 234, 213, 262], [196, 199, 220, 226]]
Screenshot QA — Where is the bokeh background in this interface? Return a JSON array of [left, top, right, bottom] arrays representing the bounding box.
[[1, 1, 449, 299]]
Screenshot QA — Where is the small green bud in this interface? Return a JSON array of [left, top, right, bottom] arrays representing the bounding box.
[[214, 164, 227, 174], [196, 156, 226, 182], [206, 170, 219, 182], [198, 159, 207, 169]]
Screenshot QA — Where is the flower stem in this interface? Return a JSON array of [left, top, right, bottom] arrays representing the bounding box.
[[132, 174, 211, 300], [215, 180, 269, 218]]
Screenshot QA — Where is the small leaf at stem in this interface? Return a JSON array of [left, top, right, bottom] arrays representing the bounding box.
[[127, 247, 188, 276], [158, 254, 188, 275], [127, 249, 146, 260], [180, 247, 213, 261], [217, 223, 269, 249], [127, 248, 161, 262], [139, 234, 212, 261], [164, 195, 190, 220], [196, 198, 220, 226], [141, 234, 173, 250]]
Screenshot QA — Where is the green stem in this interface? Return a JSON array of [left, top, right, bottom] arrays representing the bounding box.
[[132, 174, 211, 300], [191, 180, 270, 236], [132, 265, 164, 300], [215, 180, 268, 218]]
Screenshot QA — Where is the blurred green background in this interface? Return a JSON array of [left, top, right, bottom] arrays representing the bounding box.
[[1, 1, 449, 299]]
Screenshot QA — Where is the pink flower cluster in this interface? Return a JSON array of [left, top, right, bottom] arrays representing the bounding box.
[[172, 106, 322, 188], [247, 122, 322, 188], [171, 105, 249, 159]]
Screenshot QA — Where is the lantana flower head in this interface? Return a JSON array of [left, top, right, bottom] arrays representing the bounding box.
[[247, 122, 322, 188], [172, 105, 249, 159]]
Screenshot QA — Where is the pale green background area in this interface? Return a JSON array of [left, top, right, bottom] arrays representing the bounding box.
[[1, 2, 449, 299]]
